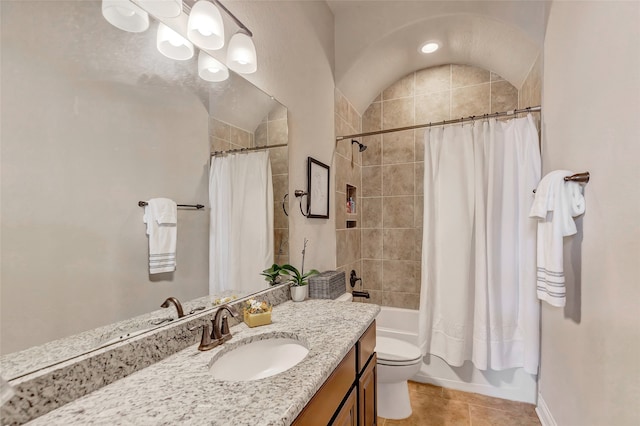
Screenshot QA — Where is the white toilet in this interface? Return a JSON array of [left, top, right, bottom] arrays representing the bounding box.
[[335, 292, 422, 420], [375, 336, 422, 419]]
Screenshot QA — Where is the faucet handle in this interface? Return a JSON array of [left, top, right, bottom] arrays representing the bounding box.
[[221, 315, 230, 335], [189, 323, 220, 351]]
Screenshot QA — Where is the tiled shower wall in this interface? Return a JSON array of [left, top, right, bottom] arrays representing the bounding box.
[[334, 89, 363, 292], [358, 64, 520, 309], [209, 105, 290, 263]]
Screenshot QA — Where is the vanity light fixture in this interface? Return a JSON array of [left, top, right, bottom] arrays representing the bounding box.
[[101, 0, 149, 33], [420, 41, 440, 54], [137, 0, 182, 18], [198, 51, 229, 82], [157, 23, 195, 60], [188, 0, 225, 50], [227, 29, 257, 74]]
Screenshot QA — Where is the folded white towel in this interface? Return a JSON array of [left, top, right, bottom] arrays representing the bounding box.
[[143, 198, 177, 274], [530, 170, 586, 307]]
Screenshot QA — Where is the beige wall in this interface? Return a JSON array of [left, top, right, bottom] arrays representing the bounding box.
[[540, 2, 640, 425], [356, 65, 520, 308]]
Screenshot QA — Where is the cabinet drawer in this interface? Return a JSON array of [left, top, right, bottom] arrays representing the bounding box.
[[357, 321, 376, 373], [293, 347, 356, 425]]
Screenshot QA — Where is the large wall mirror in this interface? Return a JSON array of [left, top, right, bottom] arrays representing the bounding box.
[[0, 0, 288, 379]]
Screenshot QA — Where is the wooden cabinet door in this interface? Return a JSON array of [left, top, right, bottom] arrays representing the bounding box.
[[332, 387, 357, 426], [358, 353, 377, 426]]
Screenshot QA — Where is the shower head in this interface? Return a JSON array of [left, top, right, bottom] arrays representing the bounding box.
[[351, 139, 367, 152]]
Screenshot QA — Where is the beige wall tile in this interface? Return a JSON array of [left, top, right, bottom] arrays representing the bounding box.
[[382, 291, 419, 309], [274, 229, 289, 263], [361, 166, 382, 196], [335, 190, 346, 230], [452, 64, 490, 88], [362, 135, 382, 166], [335, 89, 349, 121], [335, 154, 360, 192], [382, 130, 414, 164], [347, 102, 361, 132], [373, 93, 382, 103], [383, 228, 418, 261], [274, 200, 288, 229], [415, 129, 425, 162], [362, 229, 383, 259], [383, 163, 414, 196], [491, 81, 518, 114], [382, 97, 414, 129], [272, 173, 288, 204], [415, 65, 451, 94], [490, 71, 505, 82], [362, 290, 382, 305], [268, 119, 288, 146], [382, 260, 419, 293], [211, 138, 229, 152], [383, 196, 414, 228], [254, 122, 268, 146], [336, 230, 348, 267], [335, 116, 352, 158], [451, 83, 491, 118], [269, 146, 288, 175], [346, 228, 361, 265], [363, 102, 382, 132], [415, 91, 450, 124], [415, 161, 424, 196], [211, 118, 230, 140], [362, 259, 382, 291], [230, 127, 251, 148], [383, 72, 414, 100], [268, 104, 287, 121], [414, 196, 424, 228], [362, 197, 382, 229]]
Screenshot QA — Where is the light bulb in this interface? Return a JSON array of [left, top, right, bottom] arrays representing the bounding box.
[[420, 42, 440, 54]]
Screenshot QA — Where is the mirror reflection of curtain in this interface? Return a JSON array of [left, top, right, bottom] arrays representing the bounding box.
[[209, 151, 274, 295], [418, 115, 541, 374]]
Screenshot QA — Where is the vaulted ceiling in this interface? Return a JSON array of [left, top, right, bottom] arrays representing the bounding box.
[[327, 1, 551, 113]]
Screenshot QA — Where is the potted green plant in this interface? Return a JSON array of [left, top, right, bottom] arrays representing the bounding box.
[[280, 264, 319, 302], [260, 264, 283, 286]]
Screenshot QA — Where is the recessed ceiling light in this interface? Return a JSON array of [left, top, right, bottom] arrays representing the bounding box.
[[420, 42, 440, 54]]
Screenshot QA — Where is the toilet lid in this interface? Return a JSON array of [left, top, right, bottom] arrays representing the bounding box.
[[376, 336, 422, 363]]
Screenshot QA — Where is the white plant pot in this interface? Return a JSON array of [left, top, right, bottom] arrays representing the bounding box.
[[290, 285, 308, 302]]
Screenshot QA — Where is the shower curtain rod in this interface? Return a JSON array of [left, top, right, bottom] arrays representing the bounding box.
[[210, 143, 288, 157], [336, 105, 542, 141]]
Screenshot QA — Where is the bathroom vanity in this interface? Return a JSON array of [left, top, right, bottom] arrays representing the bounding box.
[[16, 299, 379, 426]]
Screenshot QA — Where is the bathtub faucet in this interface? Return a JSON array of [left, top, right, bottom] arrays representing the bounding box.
[[352, 290, 370, 299]]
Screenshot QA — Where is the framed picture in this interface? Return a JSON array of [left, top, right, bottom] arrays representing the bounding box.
[[307, 157, 330, 219]]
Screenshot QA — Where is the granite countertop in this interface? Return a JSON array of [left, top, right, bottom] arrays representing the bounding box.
[[26, 300, 380, 426]]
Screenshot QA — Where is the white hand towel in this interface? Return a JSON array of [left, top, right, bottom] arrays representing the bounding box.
[[143, 198, 177, 274], [530, 170, 586, 307]]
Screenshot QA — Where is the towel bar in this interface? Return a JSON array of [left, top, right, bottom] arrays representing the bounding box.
[[533, 171, 590, 193], [138, 201, 204, 209]]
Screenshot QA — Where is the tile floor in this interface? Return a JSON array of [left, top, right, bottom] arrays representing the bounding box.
[[378, 381, 541, 426]]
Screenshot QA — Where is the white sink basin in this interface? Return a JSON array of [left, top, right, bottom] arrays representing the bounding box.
[[209, 336, 309, 381]]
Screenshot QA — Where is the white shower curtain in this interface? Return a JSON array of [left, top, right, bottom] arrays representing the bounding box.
[[418, 114, 541, 375], [209, 150, 274, 296]]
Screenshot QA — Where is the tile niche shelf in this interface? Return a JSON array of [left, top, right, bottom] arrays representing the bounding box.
[[346, 185, 357, 228]]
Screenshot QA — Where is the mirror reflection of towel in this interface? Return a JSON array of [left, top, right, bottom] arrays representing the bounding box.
[[143, 198, 177, 274]]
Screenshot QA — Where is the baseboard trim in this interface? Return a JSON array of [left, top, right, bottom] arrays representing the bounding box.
[[536, 393, 557, 426]]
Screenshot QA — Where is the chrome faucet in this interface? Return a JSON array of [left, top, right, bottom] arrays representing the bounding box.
[[193, 304, 239, 351], [160, 297, 185, 318]]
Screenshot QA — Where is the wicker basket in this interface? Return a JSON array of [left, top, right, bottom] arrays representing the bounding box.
[[308, 271, 346, 300]]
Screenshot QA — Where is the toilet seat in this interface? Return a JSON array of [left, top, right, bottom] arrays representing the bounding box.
[[376, 336, 422, 366]]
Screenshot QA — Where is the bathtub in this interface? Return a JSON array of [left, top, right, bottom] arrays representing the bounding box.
[[375, 306, 537, 404]]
